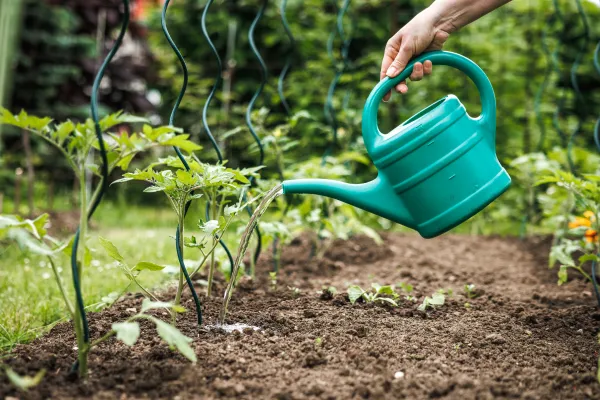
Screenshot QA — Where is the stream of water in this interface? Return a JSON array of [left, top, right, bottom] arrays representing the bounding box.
[[219, 183, 284, 324]]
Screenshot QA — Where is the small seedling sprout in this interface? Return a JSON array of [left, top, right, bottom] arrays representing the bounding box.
[[269, 271, 278, 291], [347, 284, 400, 307], [314, 337, 323, 349], [417, 292, 446, 312], [464, 284, 477, 299]]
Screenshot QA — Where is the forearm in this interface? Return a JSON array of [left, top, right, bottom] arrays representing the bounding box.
[[427, 0, 511, 33]]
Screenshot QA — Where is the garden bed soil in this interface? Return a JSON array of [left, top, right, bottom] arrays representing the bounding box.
[[2, 233, 600, 399]]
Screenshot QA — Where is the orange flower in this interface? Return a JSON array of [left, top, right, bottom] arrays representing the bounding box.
[[569, 216, 592, 229], [584, 211, 596, 221], [585, 229, 598, 243]]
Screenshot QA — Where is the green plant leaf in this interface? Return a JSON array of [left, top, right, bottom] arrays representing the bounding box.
[[112, 321, 140, 346], [430, 292, 446, 306], [143, 185, 165, 193], [417, 298, 431, 312], [373, 284, 395, 296], [98, 236, 125, 263], [133, 261, 165, 272], [116, 154, 136, 171], [550, 245, 575, 267], [375, 297, 398, 307], [54, 120, 75, 144], [347, 285, 365, 304], [176, 169, 197, 186], [4, 367, 46, 391], [150, 317, 197, 363], [558, 265, 568, 285], [398, 282, 413, 293], [141, 298, 185, 313], [579, 254, 599, 264], [200, 220, 220, 235], [582, 174, 600, 182], [160, 134, 202, 154]]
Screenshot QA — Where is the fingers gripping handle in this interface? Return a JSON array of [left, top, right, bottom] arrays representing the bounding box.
[[362, 51, 497, 155]]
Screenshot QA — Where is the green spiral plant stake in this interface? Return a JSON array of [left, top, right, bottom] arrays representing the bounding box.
[[566, 0, 590, 175], [68, 0, 130, 378], [534, 17, 554, 152], [244, 0, 269, 270], [161, 0, 203, 325], [315, 0, 352, 252], [201, 0, 234, 294], [551, 0, 568, 147], [337, 0, 353, 110], [591, 39, 600, 304], [594, 41, 600, 150], [521, 10, 556, 237], [323, 0, 351, 163], [270, 0, 297, 272], [277, 0, 295, 118]]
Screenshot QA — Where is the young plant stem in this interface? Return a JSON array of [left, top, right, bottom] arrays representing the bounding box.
[[75, 172, 89, 377], [86, 177, 105, 216], [130, 273, 159, 302], [190, 237, 222, 279], [207, 192, 217, 297], [48, 256, 74, 318], [173, 211, 185, 325], [25, 127, 79, 174], [274, 242, 282, 272], [127, 271, 176, 320]]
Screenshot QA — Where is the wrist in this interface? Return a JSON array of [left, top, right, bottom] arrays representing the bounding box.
[[427, 0, 460, 34]]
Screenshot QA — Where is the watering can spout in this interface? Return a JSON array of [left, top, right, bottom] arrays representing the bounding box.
[[281, 175, 415, 229]]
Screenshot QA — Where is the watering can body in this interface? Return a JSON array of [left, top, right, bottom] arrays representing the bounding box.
[[282, 51, 511, 238]]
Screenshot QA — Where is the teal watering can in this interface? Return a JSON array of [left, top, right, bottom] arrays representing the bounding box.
[[282, 51, 511, 238]]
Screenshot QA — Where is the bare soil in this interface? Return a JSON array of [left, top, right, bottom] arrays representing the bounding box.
[[2, 233, 600, 399]]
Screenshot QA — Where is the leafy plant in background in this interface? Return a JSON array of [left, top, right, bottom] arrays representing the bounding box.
[[509, 153, 562, 231], [281, 151, 384, 258], [537, 167, 600, 304], [0, 108, 201, 376]]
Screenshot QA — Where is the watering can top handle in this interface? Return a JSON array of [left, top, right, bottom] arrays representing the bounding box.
[[362, 51, 496, 152]]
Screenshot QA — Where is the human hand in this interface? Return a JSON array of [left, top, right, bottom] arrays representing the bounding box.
[[381, 8, 450, 101]]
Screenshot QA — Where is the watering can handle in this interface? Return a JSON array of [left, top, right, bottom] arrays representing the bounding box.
[[362, 51, 496, 155]]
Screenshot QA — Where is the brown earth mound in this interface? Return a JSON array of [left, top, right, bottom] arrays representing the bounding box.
[[2, 233, 599, 399]]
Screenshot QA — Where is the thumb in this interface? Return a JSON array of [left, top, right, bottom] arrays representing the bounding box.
[[386, 39, 414, 78]]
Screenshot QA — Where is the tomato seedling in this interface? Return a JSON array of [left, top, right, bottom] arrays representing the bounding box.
[[347, 283, 400, 306], [417, 292, 446, 312], [0, 108, 202, 377], [464, 284, 477, 299], [116, 156, 261, 323]]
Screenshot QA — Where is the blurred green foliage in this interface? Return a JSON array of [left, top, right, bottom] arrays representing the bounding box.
[[147, 0, 600, 173]]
